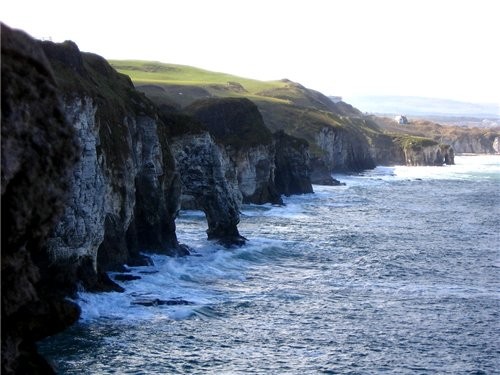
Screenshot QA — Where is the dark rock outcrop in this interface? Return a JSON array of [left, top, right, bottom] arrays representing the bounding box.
[[1, 24, 80, 374], [315, 126, 376, 172], [186, 98, 283, 205], [309, 158, 345, 185], [273, 130, 313, 195]]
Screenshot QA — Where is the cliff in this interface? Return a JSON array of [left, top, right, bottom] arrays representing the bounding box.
[[448, 133, 499, 154], [273, 130, 314, 195], [185, 98, 283, 204], [394, 136, 455, 166], [111, 60, 457, 172], [372, 116, 499, 155], [40, 39, 188, 293], [1, 24, 80, 374], [2, 25, 261, 373], [164, 111, 245, 245]]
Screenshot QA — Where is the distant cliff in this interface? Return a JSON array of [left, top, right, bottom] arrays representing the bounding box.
[[447, 133, 499, 154], [112, 60, 458, 172], [371, 116, 499, 155], [394, 136, 455, 166]]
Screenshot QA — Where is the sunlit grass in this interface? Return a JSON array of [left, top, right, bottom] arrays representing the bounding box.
[[109, 60, 286, 95]]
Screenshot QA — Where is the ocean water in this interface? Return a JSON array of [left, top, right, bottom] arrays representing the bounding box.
[[39, 155, 500, 374]]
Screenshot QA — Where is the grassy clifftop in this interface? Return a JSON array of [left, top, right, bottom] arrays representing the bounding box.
[[109, 60, 288, 104], [109, 60, 373, 157], [109, 60, 363, 116], [110, 60, 463, 166]]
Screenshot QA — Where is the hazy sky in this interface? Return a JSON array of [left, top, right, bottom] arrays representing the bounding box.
[[2, 0, 499, 104]]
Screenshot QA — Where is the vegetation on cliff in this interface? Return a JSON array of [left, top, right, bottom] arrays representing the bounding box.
[[372, 116, 500, 154], [185, 97, 273, 150], [108, 61, 477, 168], [109, 60, 385, 171]]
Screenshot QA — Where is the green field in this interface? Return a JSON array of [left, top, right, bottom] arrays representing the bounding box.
[[109, 59, 444, 160], [109, 60, 289, 100], [108, 59, 387, 156]]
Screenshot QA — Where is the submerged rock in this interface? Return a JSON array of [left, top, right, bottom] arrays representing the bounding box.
[[114, 274, 142, 282], [131, 298, 193, 307]]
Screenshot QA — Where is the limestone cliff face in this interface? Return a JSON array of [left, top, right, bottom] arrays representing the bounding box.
[[186, 98, 283, 204], [493, 136, 500, 154], [40, 38, 185, 290], [231, 143, 282, 204], [169, 131, 245, 246], [1, 24, 80, 374], [315, 127, 376, 172], [370, 134, 455, 167], [402, 143, 455, 166], [448, 134, 499, 154]]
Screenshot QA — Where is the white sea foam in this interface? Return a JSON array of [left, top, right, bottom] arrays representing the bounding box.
[[78, 233, 290, 323], [77, 155, 499, 323], [44, 154, 500, 373], [331, 154, 500, 185]]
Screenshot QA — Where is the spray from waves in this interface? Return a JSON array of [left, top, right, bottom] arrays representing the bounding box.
[[392, 155, 500, 181], [75, 155, 500, 323], [332, 154, 500, 185], [77, 235, 290, 323], [40, 155, 500, 373]]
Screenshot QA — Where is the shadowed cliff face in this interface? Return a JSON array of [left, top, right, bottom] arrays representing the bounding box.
[[273, 130, 313, 196], [315, 126, 376, 172], [1, 24, 80, 374]]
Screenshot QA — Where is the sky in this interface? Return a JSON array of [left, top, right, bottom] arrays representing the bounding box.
[[2, 0, 499, 104]]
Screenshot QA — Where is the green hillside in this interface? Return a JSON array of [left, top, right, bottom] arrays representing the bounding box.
[[109, 60, 448, 164], [108, 60, 362, 114], [109, 60, 289, 104], [109, 60, 365, 149]]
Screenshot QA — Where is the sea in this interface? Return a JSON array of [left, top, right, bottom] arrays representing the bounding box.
[[39, 155, 500, 374]]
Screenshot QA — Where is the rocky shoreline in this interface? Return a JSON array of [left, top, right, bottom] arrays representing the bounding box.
[[1, 23, 458, 374]]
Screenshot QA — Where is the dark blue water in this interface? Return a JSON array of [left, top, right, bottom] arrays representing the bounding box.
[[39, 155, 500, 374]]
